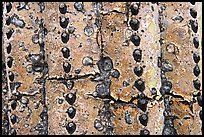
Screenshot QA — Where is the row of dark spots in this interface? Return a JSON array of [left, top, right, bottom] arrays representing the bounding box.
[[59, 3, 93, 39], [189, 2, 202, 123], [61, 35, 71, 73], [59, 3, 73, 75], [3, 71, 28, 135], [59, 3, 86, 134], [59, 7, 70, 43], [62, 79, 76, 134], [59, 8, 81, 74], [4, 4, 22, 133], [5, 30, 15, 99], [189, 2, 198, 34], [129, 3, 145, 93], [4, 4, 21, 133], [65, 91, 77, 134], [129, 2, 149, 135], [137, 93, 149, 135], [5, 2, 46, 134], [157, 3, 177, 135], [5, 7, 29, 135]]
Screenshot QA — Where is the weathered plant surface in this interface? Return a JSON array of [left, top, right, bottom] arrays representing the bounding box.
[[2, 2, 202, 135]]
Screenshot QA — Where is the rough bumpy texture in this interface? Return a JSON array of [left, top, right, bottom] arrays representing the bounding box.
[[2, 2, 202, 135]]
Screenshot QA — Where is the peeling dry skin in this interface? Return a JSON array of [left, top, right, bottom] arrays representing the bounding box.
[[2, 2, 202, 135]]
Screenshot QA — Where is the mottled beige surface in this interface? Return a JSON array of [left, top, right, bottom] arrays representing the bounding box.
[[160, 2, 202, 135], [2, 2, 202, 135]]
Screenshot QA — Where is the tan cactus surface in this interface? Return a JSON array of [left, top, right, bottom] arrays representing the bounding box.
[[2, 2, 202, 135]]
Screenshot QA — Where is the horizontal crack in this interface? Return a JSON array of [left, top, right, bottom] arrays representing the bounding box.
[[101, 10, 126, 16], [165, 92, 184, 100], [47, 73, 98, 81], [87, 92, 139, 107]]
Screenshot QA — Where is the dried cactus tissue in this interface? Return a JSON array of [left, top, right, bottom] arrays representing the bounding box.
[[2, 2, 202, 135]]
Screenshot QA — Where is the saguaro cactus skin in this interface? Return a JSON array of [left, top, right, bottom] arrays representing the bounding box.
[[2, 2, 202, 135]]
